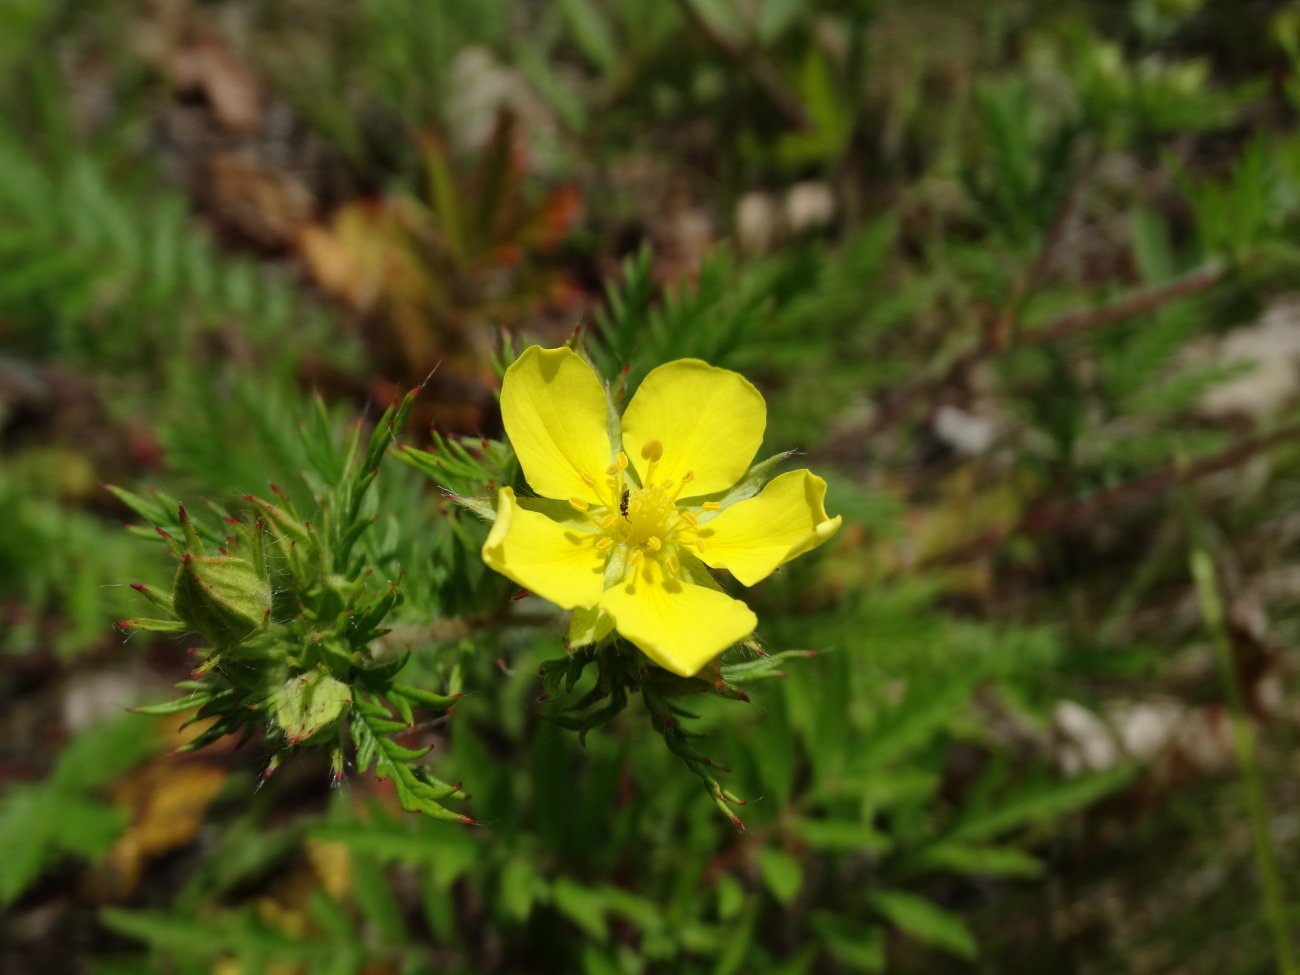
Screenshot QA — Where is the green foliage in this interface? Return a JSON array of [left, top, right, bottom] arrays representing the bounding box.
[[11, 2, 1300, 973], [115, 390, 467, 821], [0, 715, 159, 906]]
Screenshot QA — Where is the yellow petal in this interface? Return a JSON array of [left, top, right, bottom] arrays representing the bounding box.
[[696, 470, 842, 586], [599, 557, 757, 677], [621, 359, 765, 498], [482, 488, 606, 609], [501, 346, 612, 503]]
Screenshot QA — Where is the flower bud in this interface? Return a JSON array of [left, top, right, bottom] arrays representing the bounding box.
[[172, 554, 272, 649], [275, 670, 352, 744]]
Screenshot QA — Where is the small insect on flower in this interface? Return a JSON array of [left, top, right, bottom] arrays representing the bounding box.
[[482, 346, 841, 677]]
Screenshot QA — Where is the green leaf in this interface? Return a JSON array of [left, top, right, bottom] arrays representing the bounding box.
[[757, 0, 803, 43], [0, 787, 55, 905], [716, 872, 745, 921], [558, 0, 620, 76], [950, 766, 1136, 842], [869, 890, 977, 960], [552, 877, 609, 940], [795, 818, 892, 854], [757, 847, 803, 905], [908, 841, 1043, 879], [500, 857, 546, 921], [53, 715, 161, 789], [810, 913, 885, 972]]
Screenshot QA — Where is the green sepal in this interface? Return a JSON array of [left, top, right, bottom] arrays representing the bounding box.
[[275, 670, 353, 744], [243, 495, 311, 545], [696, 449, 798, 517], [118, 617, 189, 633]]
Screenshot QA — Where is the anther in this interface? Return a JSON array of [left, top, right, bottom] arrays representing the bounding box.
[[667, 555, 681, 573], [640, 439, 664, 463], [617, 452, 629, 471], [606, 463, 619, 476], [581, 472, 597, 487], [701, 501, 721, 511], [568, 496, 589, 512], [600, 514, 618, 529], [680, 511, 699, 527], [596, 536, 613, 551], [647, 536, 662, 552], [630, 549, 644, 567]]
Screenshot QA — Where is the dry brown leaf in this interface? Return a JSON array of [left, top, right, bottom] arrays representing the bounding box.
[[209, 154, 314, 249], [170, 30, 263, 133], [93, 760, 227, 897], [306, 839, 351, 903]]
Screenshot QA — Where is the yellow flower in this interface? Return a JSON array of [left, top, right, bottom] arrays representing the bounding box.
[[482, 346, 841, 677]]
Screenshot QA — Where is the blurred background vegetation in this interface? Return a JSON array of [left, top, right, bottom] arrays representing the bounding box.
[[4, 0, 1300, 971]]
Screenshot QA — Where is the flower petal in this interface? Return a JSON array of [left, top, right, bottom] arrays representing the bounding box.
[[696, 470, 841, 586], [621, 359, 765, 498], [599, 557, 757, 677], [501, 346, 612, 503], [482, 487, 606, 609]]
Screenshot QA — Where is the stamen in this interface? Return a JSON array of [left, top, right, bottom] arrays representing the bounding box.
[[667, 555, 680, 573], [647, 536, 662, 552], [701, 501, 721, 511], [679, 511, 699, 527], [596, 536, 613, 551], [617, 452, 629, 471], [600, 514, 618, 530], [640, 439, 663, 463], [629, 549, 644, 567], [581, 472, 597, 487], [568, 496, 589, 512], [606, 464, 619, 476]]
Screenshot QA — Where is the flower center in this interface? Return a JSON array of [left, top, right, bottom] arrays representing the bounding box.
[[623, 484, 677, 548], [574, 438, 703, 575]]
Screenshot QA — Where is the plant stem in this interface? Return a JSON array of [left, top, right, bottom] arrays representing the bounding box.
[[1189, 547, 1297, 975]]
